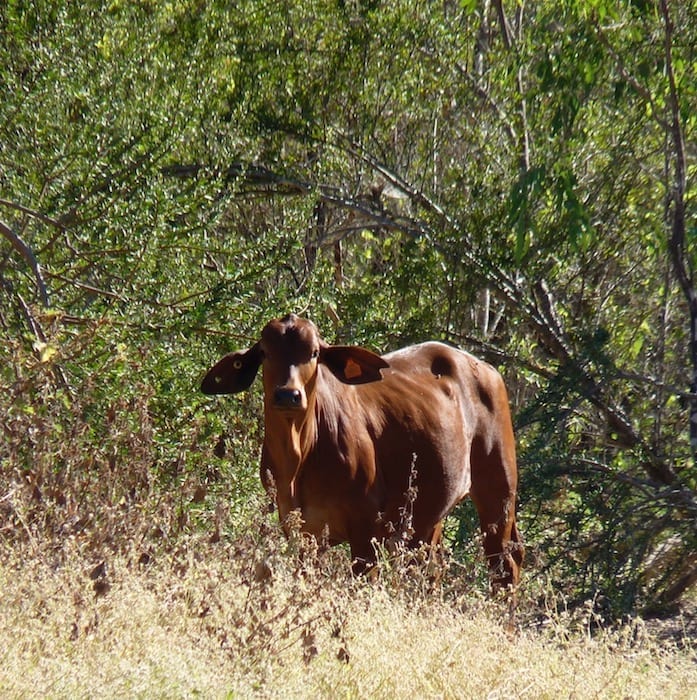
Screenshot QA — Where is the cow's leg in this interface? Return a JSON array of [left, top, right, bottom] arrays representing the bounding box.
[[425, 520, 441, 546], [469, 441, 523, 590], [422, 520, 446, 585], [348, 533, 378, 577], [470, 493, 522, 589], [472, 492, 523, 590]]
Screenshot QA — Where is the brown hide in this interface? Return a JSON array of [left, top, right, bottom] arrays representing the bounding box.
[[201, 314, 523, 588]]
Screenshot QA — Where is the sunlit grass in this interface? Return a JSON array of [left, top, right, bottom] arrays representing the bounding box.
[[1, 528, 694, 699]]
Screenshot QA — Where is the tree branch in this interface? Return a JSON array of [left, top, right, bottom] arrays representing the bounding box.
[[492, 0, 512, 49], [0, 219, 50, 307], [0, 198, 66, 231], [660, 0, 697, 467], [592, 21, 670, 132]]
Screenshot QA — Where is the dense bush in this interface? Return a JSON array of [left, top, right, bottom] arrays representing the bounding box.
[[2, 0, 696, 617]]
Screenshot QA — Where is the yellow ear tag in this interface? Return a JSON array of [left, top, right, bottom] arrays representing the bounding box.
[[344, 358, 362, 380]]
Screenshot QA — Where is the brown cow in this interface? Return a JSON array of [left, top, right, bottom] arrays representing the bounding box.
[[201, 314, 523, 588]]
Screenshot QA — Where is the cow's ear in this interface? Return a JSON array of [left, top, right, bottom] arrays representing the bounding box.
[[320, 344, 389, 385], [201, 343, 263, 395]]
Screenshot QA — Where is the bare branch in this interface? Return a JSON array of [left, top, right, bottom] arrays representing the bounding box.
[[0, 219, 50, 307], [493, 0, 512, 50], [661, 0, 691, 298], [13, 291, 72, 395], [0, 198, 66, 231], [453, 64, 518, 143], [592, 21, 670, 132], [45, 272, 125, 301], [659, 0, 697, 469], [336, 134, 454, 229]]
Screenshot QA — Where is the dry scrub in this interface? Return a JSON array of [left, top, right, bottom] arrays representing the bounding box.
[[1, 521, 695, 699], [1, 364, 695, 698]]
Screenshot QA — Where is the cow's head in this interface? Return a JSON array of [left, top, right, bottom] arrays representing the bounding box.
[[201, 314, 389, 413]]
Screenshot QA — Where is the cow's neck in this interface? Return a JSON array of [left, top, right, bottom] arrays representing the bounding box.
[[264, 405, 319, 520]]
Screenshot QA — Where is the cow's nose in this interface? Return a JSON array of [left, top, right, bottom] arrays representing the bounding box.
[[274, 387, 302, 408]]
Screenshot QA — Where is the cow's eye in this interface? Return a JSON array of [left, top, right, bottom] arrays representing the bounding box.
[[233, 360, 242, 370], [311, 349, 319, 359]]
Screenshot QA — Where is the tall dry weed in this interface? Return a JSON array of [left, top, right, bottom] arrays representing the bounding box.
[[1, 521, 695, 699]]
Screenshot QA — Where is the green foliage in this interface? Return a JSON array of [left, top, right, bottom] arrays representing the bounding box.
[[2, 0, 696, 618]]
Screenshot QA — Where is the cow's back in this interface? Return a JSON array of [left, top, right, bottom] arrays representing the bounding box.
[[387, 340, 515, 461], [380, 341, 507, 426]]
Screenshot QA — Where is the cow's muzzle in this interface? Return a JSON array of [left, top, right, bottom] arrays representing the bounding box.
[[273, 387, 303, 409]]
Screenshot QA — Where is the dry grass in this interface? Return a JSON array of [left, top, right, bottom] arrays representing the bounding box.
[[0, 371, 694, 698], [1, 525, 694, 700]]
